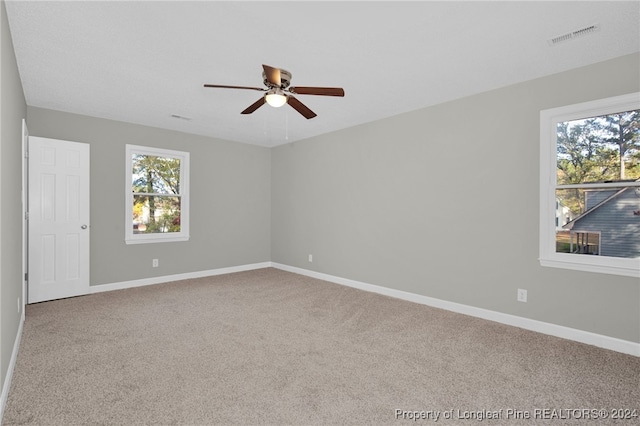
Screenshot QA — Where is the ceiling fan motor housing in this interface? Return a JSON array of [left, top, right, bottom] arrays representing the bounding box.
[[263, 69, 292, 88]]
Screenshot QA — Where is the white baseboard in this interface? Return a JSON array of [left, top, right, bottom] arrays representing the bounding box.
[[89, 262, 272, 294], [0, 312, 24, 423], [271, 263, 640, 357]]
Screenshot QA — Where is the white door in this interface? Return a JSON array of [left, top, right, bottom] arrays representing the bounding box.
[[28, 136, 90, 303]]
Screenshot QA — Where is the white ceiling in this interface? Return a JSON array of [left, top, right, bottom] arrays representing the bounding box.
[[5, 1, 640, 147]]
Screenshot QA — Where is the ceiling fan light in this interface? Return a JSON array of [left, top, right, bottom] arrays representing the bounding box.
[[265, 91, 287, 108]]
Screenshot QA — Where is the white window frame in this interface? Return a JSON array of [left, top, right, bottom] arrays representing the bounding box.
[[539, 92, 640, 278], [125, 144, 190, 244]]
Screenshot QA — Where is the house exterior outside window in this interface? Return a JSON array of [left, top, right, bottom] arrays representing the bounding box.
[[539, 93, 640, 277]]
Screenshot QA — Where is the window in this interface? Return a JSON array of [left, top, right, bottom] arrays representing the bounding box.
[[125, 145, 189, 244], [540, 93, 640, 277]]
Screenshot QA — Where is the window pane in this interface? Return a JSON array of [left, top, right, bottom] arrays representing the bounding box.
[[555, 187, 640, 258], [556, 110, 640, 185], [132, 154, 181, 194], [132, 195, 181, 234]]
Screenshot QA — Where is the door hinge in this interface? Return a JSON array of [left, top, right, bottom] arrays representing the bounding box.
[[24, 150, 29, 158], [24, 272, 28, 281], [25, 211, 29, 220]]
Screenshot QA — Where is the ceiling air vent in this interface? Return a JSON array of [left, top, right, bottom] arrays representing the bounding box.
[[549, 24, 600, 46]]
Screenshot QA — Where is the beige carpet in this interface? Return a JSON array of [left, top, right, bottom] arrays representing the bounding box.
[[3, 268, 639, 425]]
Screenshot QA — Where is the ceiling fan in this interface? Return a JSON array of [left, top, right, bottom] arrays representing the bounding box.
[[204, 64, 345, 119]]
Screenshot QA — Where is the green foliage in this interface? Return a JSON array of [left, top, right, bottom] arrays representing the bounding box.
[[131, 154, 181, 233], [556, 109, 640, 214], [132, 155, 181, 194], [140, 207, 180, 234]]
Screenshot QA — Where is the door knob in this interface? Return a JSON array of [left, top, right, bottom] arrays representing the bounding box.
[[81, 225, 88, 229]]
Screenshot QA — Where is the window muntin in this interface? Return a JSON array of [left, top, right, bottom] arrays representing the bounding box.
[[540, 93, 640, 277], [126, 145, 189, 244]]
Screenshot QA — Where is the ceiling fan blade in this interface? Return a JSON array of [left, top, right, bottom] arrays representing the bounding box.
[[287, 95, 317, 119], [204, 84, 265, 92], [241, 97, 266, 114], [289, 86, 345, 97], [262, 64, 281, 86]]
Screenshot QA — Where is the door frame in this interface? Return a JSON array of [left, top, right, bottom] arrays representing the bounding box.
[[21, 119, 28, 314]]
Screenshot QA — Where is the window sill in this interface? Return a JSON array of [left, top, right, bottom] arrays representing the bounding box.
[[125, 235, 189, 245], [540, 256, 640, 278]]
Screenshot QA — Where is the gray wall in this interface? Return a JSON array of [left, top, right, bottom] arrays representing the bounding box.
[[1, 0, 27, 402], [26, 107, 271, 286], [271, 53, 640, 343]]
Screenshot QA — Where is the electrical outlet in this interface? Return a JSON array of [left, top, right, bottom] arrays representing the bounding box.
[[308, 254, 313, 262], [152, 259, 159, 268], [517, 288, 527, 303]]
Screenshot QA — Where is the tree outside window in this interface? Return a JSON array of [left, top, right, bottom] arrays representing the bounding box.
[[126, 145, 189, 244], [540, 93, 640, 277], [132, 154, 181, 234], [556, 110, 639, 216]]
